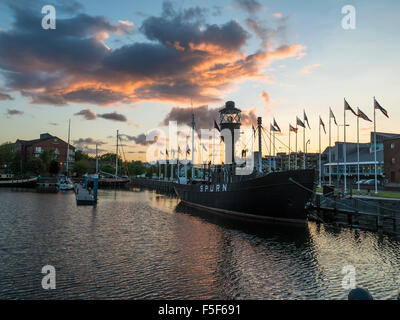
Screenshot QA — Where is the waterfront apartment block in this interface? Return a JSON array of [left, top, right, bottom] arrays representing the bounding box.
[[16, 133, 75, 173], [384, 137, 400, 184]]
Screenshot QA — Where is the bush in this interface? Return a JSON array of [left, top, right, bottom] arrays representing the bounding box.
[[72, 159, 90, 176], [26, 158, 44, 175]]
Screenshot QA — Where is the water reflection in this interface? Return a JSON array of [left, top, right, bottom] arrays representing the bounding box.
[[0, 188, 399, 300]]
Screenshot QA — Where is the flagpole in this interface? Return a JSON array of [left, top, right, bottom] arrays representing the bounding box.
[[273, 130, 276, 170], [303, 125, 306, 169], [329, 110, 332, 185], [337, 123, 339, 188], [295, 122, 298, 170], [344, 99, 347, 194], [177, 147, 180, 182], [374, 96, 378, 194], [319, 117, 321, 188], [191, 112, 195, 179], [357, 112, 360, 193], [288, 125, 291, 170]]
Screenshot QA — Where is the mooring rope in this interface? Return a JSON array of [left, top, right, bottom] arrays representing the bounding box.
[[289, 177, 400, 214]]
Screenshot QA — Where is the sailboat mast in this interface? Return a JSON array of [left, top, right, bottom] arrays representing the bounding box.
[[66, 119, 70, 176], [96, 143, 98, 173], [115, 130, 119, 178], [191, 108, 195, 179]]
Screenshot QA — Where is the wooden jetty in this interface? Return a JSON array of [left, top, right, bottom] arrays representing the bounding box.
[[311, 193, 400, 235], [36, 177, 58, 193], [74, 184, 96, 205], [130, 178, 175, 193]]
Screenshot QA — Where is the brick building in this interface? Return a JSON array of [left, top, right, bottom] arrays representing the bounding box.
[[384, 137, 400, 184], [16, 133, 75, 173]]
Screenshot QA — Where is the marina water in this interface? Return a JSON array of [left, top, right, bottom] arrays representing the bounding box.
[[0, 188, 399, 300]]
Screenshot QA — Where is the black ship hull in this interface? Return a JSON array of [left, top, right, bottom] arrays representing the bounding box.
[[0, 177, 38, 188], [173, 169, 316, 224]]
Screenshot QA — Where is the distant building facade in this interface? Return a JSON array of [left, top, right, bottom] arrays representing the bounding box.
[[383, 137, 400, 184], [16, 133, 75, 173], [322, 132, 400, 182]]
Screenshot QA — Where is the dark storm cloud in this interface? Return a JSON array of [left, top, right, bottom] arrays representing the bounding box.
[[234, 0, 263, 14], [120, 130, 162, 146], [162, 105, 219, 129], [63, 88, 131, 105], [97, 111, 127, 122], [0, 1, 303, 106], [74, 109, 97, 120], [140, 11, 248, 52], [162, 104, 257, 129], [0, 92, 13, 100]]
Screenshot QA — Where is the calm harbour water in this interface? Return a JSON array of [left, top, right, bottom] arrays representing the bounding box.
[[0, 187, 399, 300]]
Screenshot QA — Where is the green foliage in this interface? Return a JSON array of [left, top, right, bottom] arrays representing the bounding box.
[[100, 153, 121, 163], [75, 150, 91, 162], [99, 164, 115, 175], [0, 142, 21, 173], [146, 165, 156, 178], [26, 158, 44, 175], [49, 160, 60, 175], [72, 159, 90, 176], [39, 148, 55, 171], [129, 161, 146, 176]]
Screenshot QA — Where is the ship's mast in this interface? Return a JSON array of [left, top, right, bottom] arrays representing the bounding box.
[[191, 105, 195, 179], [115, 130, 119, 178], [257, 117, 262, 173]]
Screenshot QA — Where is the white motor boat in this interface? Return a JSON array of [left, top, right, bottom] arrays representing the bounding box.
[[58, 176, 74, 190]]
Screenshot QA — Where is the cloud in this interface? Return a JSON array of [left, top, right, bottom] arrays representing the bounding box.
[[162, 104, 257, 129], [0, 92, 13, 100], [0, 1, 306, 106], [260, 91, 283, 115], [73, 137, 106, 145], [120, 129, 162, 145], [260, 91, 270, 105], [97, 111, 127, 122], [234, 0, 263, 14], [273, 13, 283, 18], [301, 64, 322, 74], [74, 109, 97, 120], [6, 108, 24, 116]]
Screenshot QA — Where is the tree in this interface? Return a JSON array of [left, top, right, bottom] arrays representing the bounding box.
[[0, 142, 21, 173], [40, 148, 55, 172], [26, 158, 44, 175], [99, 164, 115, 175], [75, 150, 91, 162], [72, 159, 90, 176], [129, 161, 146, 176], [146, 165, 156, 178], [49, 160, 60, 175]]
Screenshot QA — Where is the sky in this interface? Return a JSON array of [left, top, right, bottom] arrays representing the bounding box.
[[0, 0, 399, 161]]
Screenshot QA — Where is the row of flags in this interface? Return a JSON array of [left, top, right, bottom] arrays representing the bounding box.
[[158, 98, 389, 159], [273, 97, 388, 137]]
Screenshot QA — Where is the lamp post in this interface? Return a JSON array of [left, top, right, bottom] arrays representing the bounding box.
[[336, 124, 350, 189]]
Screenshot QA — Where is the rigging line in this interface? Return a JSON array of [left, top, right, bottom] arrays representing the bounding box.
[[261, 128, 270, 155], [262, 126, 293, 153], [118, 136, 130, 176]]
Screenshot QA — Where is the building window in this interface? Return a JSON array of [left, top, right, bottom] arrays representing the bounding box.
[[392, 158, 396, 164], [35, 146, 42, 153], [391, 143, 395, 149]]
